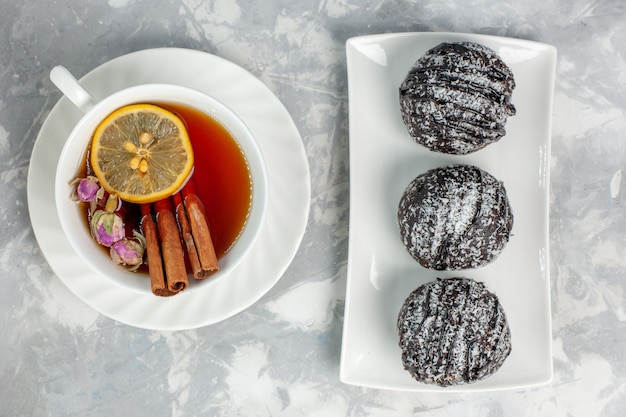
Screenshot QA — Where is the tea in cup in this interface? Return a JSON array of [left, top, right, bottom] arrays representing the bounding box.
[[52, 66, 268, 296]]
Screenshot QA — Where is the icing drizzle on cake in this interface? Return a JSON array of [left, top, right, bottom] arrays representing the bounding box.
[[399, 42, 516, 154], [397, 277, 512, 386], [397, 165, 513, 270]]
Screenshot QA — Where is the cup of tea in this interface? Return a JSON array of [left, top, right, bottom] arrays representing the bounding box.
[[52, 66, 269, 296]]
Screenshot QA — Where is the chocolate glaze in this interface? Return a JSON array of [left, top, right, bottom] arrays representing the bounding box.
[[397, 277, 512, 387], [399, 42, 516, 154]]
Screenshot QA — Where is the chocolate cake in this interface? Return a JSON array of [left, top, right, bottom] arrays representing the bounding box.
[[397, 164, 513, 270], [399, 41, 516, 154], [397, 277, 512, 386]]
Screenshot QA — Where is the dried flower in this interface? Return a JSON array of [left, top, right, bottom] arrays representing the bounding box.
[[78, 176, 102, 202], [110, 231, 146, 271], [90, 194, 125, 247], [71, 175, 104, 203]]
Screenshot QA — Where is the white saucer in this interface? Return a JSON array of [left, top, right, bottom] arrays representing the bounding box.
[[27, 48, 311, 330]]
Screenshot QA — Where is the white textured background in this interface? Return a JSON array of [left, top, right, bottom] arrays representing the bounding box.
[[1, 0, 625, 415]]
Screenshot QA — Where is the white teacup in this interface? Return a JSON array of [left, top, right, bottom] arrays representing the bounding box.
[[52, 66, 268, 295]]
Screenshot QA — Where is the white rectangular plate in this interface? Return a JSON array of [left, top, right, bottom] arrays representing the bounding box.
[[340, 32, 556, 392]]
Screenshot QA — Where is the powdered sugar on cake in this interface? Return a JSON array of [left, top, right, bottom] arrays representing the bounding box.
[[397, 165, 513, 270], [399, 42, 516, 154], [397, 277, 512, 386]]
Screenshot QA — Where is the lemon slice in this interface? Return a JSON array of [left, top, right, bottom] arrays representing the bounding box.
[[90, 104, 194, 204]]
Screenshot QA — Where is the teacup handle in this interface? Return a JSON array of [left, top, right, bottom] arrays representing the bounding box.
[[50, 65, 96, 113]]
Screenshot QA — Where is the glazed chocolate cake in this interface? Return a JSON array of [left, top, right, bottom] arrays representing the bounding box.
[[397, 164, 513, 270], [399, 41, 516, 154], [397, 277, 512, 387]]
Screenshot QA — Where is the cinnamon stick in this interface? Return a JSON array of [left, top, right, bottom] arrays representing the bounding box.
[[140, 204, 175, 297], [154, 198, 188, 294], [172, 191, 203, 279], [181, 179, 219, 277]]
